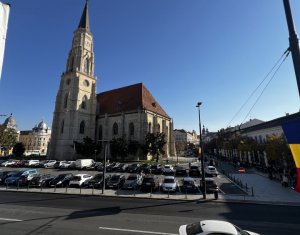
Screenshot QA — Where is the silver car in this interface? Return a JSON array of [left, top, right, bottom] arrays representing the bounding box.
[[160, 176, 178, 193]]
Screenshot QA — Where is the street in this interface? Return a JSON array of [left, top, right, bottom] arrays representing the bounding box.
[[0, 191, 299, 235]]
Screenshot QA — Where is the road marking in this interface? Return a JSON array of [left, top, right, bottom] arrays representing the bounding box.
[[0, 217, 23, 222], [99, 226, 178, 235]]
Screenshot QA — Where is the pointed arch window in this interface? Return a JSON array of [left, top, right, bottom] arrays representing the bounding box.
[[64, 93, 68, 109], [84, 58, 89, 74], [61, 120, 64, 134], [129, 123, 134, 136], [148, 122, 152, 133], [113, 122, 118, 135], [81, 95, 87, 109], [157, 124, 161, 133], [79, 121, 85, 134]]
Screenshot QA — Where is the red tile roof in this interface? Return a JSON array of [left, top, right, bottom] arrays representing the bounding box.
[[96, 83, 170, 118]]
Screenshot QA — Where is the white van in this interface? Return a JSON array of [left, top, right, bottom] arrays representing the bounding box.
[[75, 159, 94, 169]]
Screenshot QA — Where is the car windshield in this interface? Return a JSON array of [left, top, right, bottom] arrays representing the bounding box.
[[184, 180, 194, 186], [163, 178, 175, 183], [185, 222, 203, 235], [127, 176, 136, 181], [55, 175, 66, 180], [111, 175, 120, 180], [234, 225, 251, 235], [72, 176, 82, 181]]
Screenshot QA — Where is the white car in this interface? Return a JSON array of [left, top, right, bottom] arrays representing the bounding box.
[[69, 174, 93, 187], [44, 160, 57, 168], [162, 165, 175, 175], [205, 166, 218, 176], [160, 176, 178, 192], [179, 220, 260, 235], [1, 160, 17, 167], [60, 161, 75, 169]]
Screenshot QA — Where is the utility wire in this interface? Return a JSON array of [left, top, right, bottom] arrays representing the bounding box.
[[226, 48, 290, 128], [240, 50, 290, 126]]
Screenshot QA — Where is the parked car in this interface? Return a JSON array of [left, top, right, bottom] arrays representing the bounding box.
[[162, 165, 175, 175], [75, 159, 95, 170], [69, 174, 93, 187], [160, 176, 178, 193], [60, 161, 75, 169], [140, 174, 160, 192], [140, 163, 151, 174], [0, 170, 19, 184], [88, 173, 111, 188], [127, 163, 141, 173], [181, 177, 199, 193], [175, 166, 188, 177], [149, 164, 162, 174], [11, 160, 27, 168], [205, 166, 218, 176], [4, 169, 38, 185], [179, 220, 260, 235], [24, 160, 40, 167], [29, 174, 56, 187], [44, 160, 57, 168], [189, 165, 201, 176], [49, 173, 73, 187], [200, 178, 218, 193], [18, 173, 40, 186], [106, 174, 126, 189], [1, 160, 17, 167], [122, 174, 143, 190]]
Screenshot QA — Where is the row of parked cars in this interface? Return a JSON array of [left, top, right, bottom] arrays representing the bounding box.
[[0, 167, 218, 194]]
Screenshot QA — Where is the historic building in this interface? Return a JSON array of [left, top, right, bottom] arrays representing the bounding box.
[[48, 2, 175, 160], [19, 121, 51, 156]]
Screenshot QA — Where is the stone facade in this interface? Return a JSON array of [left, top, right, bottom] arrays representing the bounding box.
[[48, 2, 175, 160], [19, 121, 51, 156]]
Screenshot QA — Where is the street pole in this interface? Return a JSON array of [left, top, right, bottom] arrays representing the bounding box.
[[102, 141, 108, 194], [196, 102, 206, 199], [283, 0, 300, 98]]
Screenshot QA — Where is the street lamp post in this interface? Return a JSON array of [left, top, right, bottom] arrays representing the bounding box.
[[196, 102, 206, 199]]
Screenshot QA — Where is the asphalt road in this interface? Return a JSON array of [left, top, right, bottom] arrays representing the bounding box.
[[0, 191, 299, 235]]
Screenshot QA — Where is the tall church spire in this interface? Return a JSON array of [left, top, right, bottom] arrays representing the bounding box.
[[78, 0, 90, 32]]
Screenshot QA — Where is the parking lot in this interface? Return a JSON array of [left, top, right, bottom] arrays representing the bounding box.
[[0, 159, 247, 200]]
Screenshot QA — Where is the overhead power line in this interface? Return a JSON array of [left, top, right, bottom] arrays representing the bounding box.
[[226, 48, 290, 128]]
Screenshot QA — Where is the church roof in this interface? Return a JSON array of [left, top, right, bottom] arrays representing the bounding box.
[[78, 1, 90, 32], [97, 83, 170, 118]]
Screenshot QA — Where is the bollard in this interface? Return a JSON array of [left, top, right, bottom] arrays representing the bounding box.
[[214, 190, 218, 200], [92, 185, 94, 195], [40, 184, 43, 192], [17, 181, 19, 190], [150, 187, 152, 197], [168, 189, 170, 198], [27, 182, 29, 191], [133, 186, 136, 197], [80, 186, 82, 194], [66, 185, 68, 193], [252, 187, 254, 196], [54, 185, 56, 192], [246, 183, 248, 191], [6, 182, 8, 190], [185, 189, 187, 199]]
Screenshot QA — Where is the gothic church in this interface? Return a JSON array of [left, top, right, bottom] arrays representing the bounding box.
[[48, 2, 175, 160]]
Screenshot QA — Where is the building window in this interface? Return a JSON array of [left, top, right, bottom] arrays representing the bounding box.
[[157, 124, 160, 133], [81, 95, 87, 109], [84, 58, 89, 74], [64, 93, 68, 109], [79, 121, 85, 134], [113, 123, 118, 135], [148, 123, 152, 133], [61, 120, 64, 134], [98, 125, 103, 141], [129, 123, 134, 136]]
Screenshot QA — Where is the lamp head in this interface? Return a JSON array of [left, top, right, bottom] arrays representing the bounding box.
[[196, 102, 202, 107]]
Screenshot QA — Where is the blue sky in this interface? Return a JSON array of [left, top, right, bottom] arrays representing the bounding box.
[[0, 0, 300, 133]]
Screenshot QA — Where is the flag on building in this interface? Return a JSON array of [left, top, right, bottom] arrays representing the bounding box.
[[282, 119, 300, 193], [0, 2, 10, 80]]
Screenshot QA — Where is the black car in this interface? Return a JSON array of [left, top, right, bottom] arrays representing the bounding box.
[[49, 173, 73, 187], [149, 164, 162, 174], [181, 177, 199, 193], [29, 174, 56, 187], [140, 174, 159, 192], [106, 174, 125, 189], [140, 163, 151, 174], [189, 165, 201, 176], [0, 171, 19, 185], [175, 166, 188, 176], [88, 173, 111, 188], [127, 163, 141, 173], [200, 178, 218, 193]]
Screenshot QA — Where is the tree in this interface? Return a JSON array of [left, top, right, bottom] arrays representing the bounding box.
[[128, 140, 140, 155], [74, 136, 101, 159], [13, 142, 25, 157], [0, 125, 18, 154], [110, 137, 128, 161], [144, 132, 166, 162]]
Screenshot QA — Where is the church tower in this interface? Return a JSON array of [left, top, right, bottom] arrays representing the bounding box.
[[48, 1, 96, 160]]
